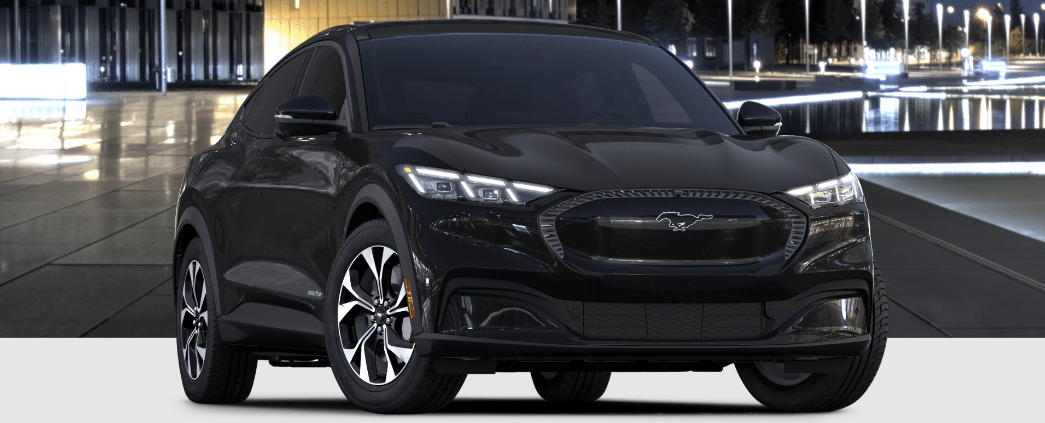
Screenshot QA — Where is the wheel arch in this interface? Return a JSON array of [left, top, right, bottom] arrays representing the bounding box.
[[344, 182, 419, 320], [175, 205, 226, 316]]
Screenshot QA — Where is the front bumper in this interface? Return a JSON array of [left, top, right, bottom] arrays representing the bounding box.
[[395, 181, 875, 365], [415, 332, 870, 362]]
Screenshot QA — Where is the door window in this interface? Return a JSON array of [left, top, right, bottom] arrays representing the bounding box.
[[247, 52, 309, 136], [299, 46, 348, 115]]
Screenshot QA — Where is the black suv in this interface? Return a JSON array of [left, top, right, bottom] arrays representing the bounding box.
[[174, 20, 887, 414]]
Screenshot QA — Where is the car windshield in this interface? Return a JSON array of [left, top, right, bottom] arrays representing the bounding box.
[[358, 34, 738, 133]]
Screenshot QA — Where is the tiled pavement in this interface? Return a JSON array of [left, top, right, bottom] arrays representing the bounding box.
[[0, 90, 247, 337], [1, 90, 1044, 338], [859, 181, 1045, 337]]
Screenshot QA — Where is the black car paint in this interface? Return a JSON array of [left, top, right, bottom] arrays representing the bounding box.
[[174, 21, 873, 359]]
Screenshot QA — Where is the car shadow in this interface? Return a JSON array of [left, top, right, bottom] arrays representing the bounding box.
[[233, 398, 779, 415]]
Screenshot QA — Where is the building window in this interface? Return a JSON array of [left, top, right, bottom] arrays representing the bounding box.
[[687, 38, 698, 58], [704, 38, 717, 59]]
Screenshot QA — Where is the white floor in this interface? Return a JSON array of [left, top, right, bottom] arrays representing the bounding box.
[[2, 339, 1041, 421]]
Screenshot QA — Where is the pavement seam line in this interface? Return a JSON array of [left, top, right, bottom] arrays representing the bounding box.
[[0, 167, 186, 231], [80, 277, 171, 338], [0, 206, 176, 288], [871, 211, 1045, 295], [887, 297, 954, 338]]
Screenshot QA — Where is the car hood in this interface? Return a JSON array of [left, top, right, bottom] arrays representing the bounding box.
[[401, 125, 847, 194]]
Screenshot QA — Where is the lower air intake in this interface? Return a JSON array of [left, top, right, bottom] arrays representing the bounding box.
[[582, 302, 764, 341]]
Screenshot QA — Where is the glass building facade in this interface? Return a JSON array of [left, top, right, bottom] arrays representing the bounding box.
[[0, 0, 576, 84], [0, 0, 265, 83]]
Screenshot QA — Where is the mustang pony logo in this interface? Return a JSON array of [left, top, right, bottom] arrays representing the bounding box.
[[656, 212, 713, 231]]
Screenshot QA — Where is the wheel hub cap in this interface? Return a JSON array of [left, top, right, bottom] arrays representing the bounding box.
[[336, 244, 415, 386]]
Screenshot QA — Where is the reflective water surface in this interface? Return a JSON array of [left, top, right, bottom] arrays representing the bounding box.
[[734, 87, 1045, 135]]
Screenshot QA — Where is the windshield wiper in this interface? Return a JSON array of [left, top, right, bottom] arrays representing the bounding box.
[[371, 122, 453, 131]]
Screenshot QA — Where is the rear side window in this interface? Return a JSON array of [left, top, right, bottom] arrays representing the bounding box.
[[247, 52, 309, 136], [299, 46, 348, 114]]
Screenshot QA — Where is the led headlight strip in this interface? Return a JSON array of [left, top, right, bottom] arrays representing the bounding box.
[[396, 164, 559, 205], [785, 173, 864, 209]]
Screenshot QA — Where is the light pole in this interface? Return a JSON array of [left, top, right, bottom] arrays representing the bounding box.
[[805, 0, 810, 73], [728, 0, 733, 79], [938, 4, 944, 69], [1006, 14, 1011, 61], [160, 0, 167, 94], [903, 0, 910, 66], [965, 10, 971, 48], [861, 0, 867, 48], [1036, 13, 1041, 56], [1022, 14, 1027, 56], [978, 9, 993, 59]]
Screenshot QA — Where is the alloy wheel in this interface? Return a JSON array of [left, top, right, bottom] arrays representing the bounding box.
[[337, 244, 415, 386], [180, 259, 208, 380]]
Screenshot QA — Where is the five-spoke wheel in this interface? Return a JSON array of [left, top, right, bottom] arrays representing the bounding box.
[[336, 244, 415, 386]]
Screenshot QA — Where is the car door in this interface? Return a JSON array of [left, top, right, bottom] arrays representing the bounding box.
[[218, 48, 319, 317], [252, 42, 362, 317], [205, 89, 267, 298]]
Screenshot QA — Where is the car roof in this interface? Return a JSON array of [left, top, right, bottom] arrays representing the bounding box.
[[332, 19, 657, 46]]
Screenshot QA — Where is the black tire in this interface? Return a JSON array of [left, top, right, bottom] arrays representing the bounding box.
[[736, 263, 889, 412], [324, 219, 466, 414], [176, 237, 257, 404], [531, 371, 611, 403]]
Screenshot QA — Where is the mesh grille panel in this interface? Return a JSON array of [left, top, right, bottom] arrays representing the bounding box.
[[582, 302, 764, 341]]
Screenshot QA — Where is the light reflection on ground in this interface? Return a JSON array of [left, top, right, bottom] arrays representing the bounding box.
[[725, 86, 1045, 134]]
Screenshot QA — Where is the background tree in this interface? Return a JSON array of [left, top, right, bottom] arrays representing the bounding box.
[[879, 0, 904, 52], [909, 1, 938, 63], [1010, 0, 1025, 19], [864, 0, 894, 52], [576, 0, 615, 30], [645, 0, 696, 47], [815, 0, 856, 46], [943, 23, 964, 64]]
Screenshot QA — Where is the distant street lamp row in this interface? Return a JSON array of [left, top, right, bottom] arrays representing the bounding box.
[[714, 1, 1045, 78]]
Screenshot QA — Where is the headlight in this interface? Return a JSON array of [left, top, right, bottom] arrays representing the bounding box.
[[396, 164, 560, 205], [784, 173, 864, 209]]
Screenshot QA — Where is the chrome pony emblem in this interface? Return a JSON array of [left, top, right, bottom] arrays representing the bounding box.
[[656, 212, 713, 231]]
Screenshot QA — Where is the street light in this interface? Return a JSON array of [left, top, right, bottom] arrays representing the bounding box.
[[938, 4, 944, 69], [978, 8, 993, 59], [728, 0, 733, 79], [806, 0, 810, 73], [1006, 14, 1011, 61], [903, 0, 910, 66], [965, 10, 971, 49], [1023, 14, 1027, 56], [861, 0, 867, 48], [1036, 13, 1041, 56]]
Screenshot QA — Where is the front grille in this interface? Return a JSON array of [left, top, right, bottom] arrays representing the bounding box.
[[539, 189, 806, 266], [582, 302, 764, 340]]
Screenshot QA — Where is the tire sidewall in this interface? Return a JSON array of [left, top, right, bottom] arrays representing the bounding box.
[[176, 238, 220, 398], [736, 273, 888, 410], [324, 221, 430, 410]]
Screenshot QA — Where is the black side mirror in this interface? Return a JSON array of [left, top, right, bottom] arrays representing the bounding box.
[[274, 94, 347, 137], [737, 101, 782, 137]]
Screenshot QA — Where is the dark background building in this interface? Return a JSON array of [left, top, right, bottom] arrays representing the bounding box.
[[0, 0, 577, 85]]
